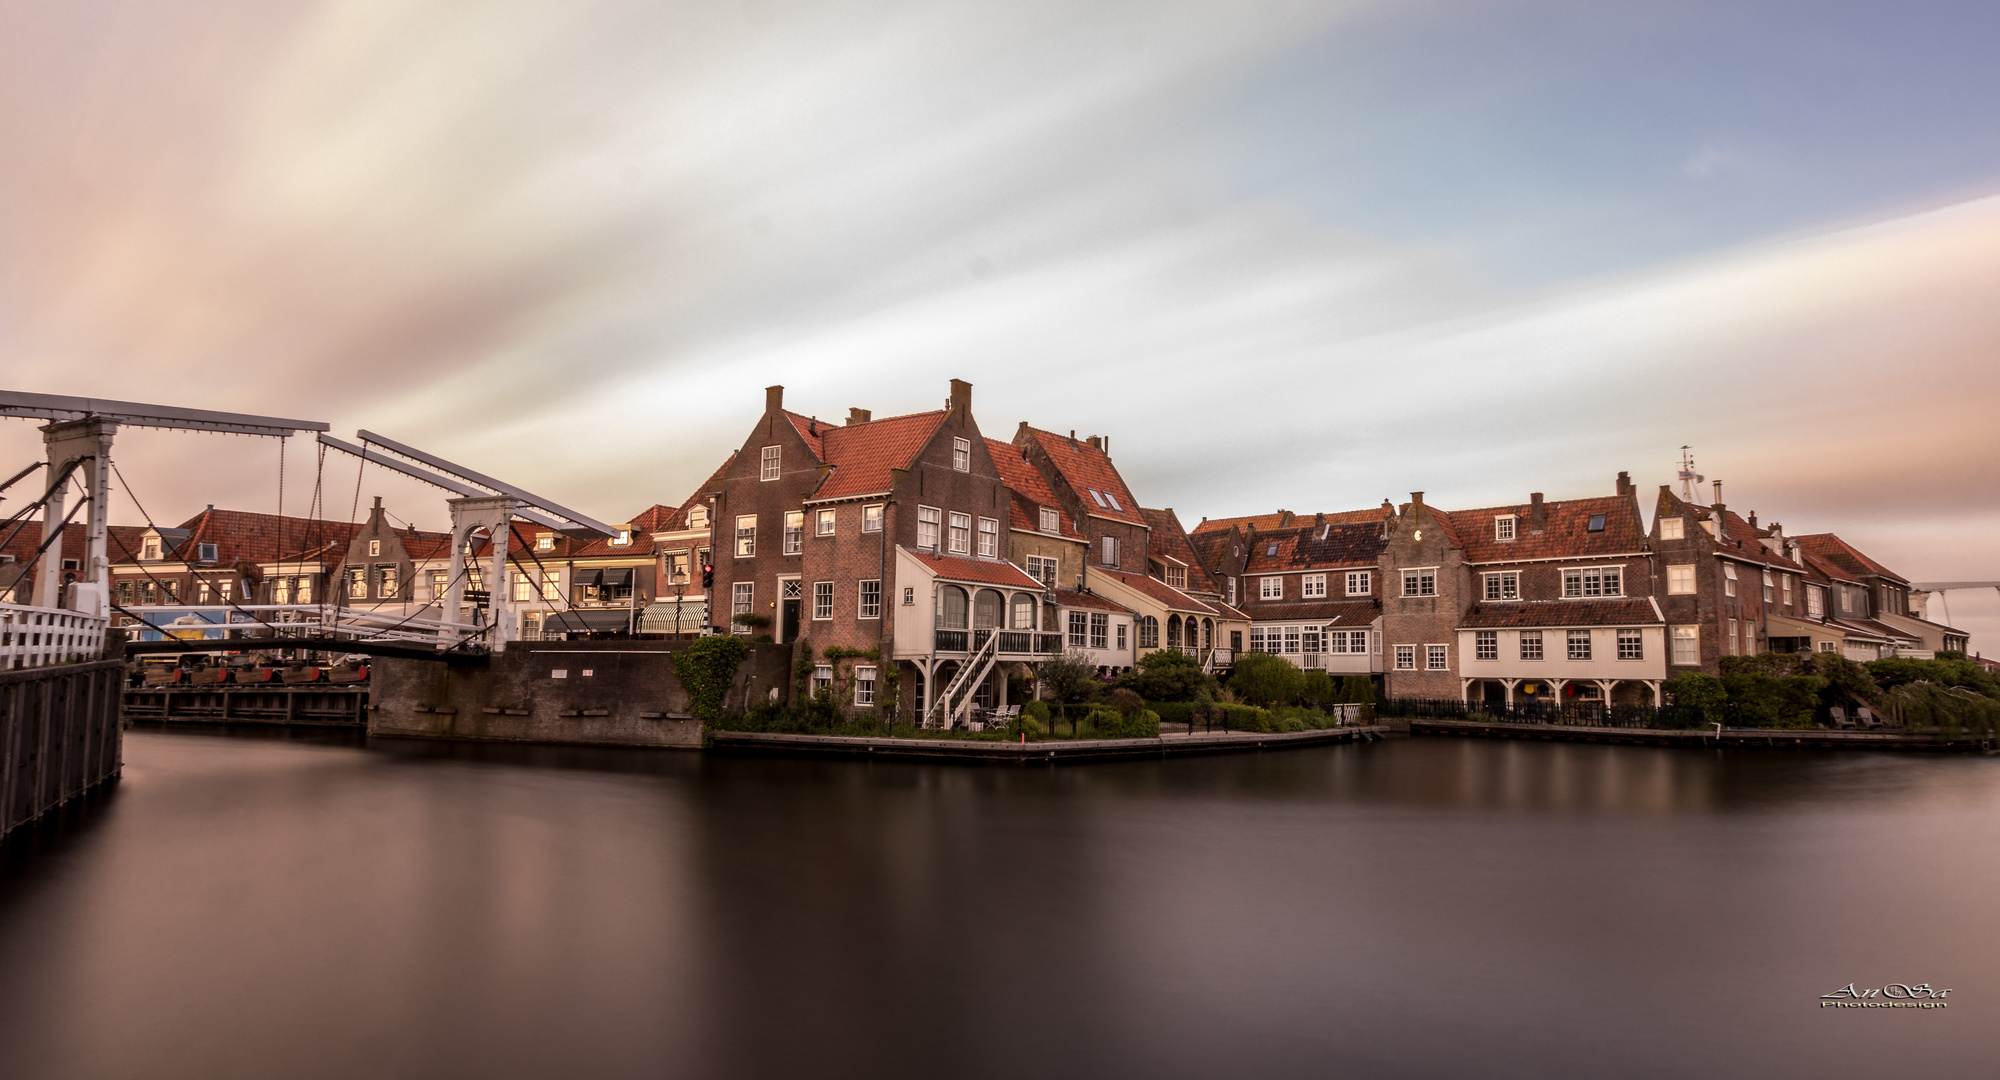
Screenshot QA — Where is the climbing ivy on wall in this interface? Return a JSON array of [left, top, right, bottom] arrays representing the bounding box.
[[673, 635, 749, 720]]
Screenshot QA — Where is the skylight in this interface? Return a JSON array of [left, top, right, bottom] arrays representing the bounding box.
[[1267, 543, 1278, 556], [1105, 492, 1122, 512], [1587, 514, 1606, 532], [1089, 489, 1107, 508]]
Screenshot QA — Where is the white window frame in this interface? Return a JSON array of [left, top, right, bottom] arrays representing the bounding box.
[[1039, 507, 1060, 533], [1724, 563, 1738, 597], [368, 539, 382, 557], [862, 504, 883, 533], [1402, 568, 1436, 597], [732, 582, 754, 616], [854, 666, 877, 706], [1806, 585, 1824, 617], [1346, 571, 1371, 596], [1762, 569, 1774, 603], [1025, 555, 1057, 587], [918, 506, 941, 550], [1617, 629, 1643, 660], [1666, 564, 1696, 595], [952, 437, 971, 472], [1100, 535, 1118, 566], [1474, 630, 1498, 661], [1068, 611, 1088, 648], [816, 509, 837, 536], [1494, 515, 1516, 542], [1394, 644, 1415, 670], [1483, 571, 1519, 601], [1089, 612, 1109, 649], [1165, 565, 1186, 589], [689, 506, 709, 530], [1561, 566, 1622, 598], [536, 535, 555, 551], [1302, 573, 1327, 598], [948, 512, 971, 554], [812, 581, 833, 620], [1660, 517, 1684, 541], [1426, 644, 1448, 670], [1260, 577, 1283, 600], [859, 579, 882, 619], [760, 445, 782, 482], [977, 517, 999, 558], [1672, 625, 1700, 665], [1567, 629, 1593, 661], [735, 515, 756, 557], [783, 511, 804, 555], [1782, 575, 1793, 607], [1519, 630, 1544, 661]]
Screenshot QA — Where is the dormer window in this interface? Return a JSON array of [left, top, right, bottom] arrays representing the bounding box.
[[1495, 515, 1517, 542], [141, 537, 161, 561], [198, 542, 218, 563], [612, 530, 632, 547], [536, 535, 555, 551], [1039, 507, 1059, 533], [1587, 514, 1607, 532], [689, 506, 709, 529]]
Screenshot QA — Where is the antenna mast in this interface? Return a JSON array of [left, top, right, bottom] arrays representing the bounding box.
[[1677, 446, 1706, 502]]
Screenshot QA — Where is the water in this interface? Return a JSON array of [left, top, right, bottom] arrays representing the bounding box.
[[2, 729, 1996, 1079]]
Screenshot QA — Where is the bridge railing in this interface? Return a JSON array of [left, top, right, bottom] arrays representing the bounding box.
[[1, 602, 109, 670], [116, 604, 484, 648]]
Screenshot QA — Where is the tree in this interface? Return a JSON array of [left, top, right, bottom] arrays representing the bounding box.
[[1338, 674, 1376, 705], [1229, 651, 1304, 707], [1663, 671, 1727, 726], [1037, 649, 1103, 706], [1867, 656, 2000, 700], [1299, 669, 1336, 707], [1723, 672, 1823, 729], [1115, 649, 1217, 702]]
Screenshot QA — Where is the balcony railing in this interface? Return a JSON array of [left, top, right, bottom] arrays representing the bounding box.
[[934, 628, 1063, 655]]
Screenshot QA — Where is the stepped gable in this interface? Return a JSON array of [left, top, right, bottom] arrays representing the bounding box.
[[987, 437, 1083, 538], [1795, 533, 1907, 585], [1459, 598, 1663, 629], [808, 410, 948, 501]]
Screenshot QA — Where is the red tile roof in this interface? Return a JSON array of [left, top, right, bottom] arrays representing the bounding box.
[[1238, 597, 1380, 625], [111, 508, 364, 567], [1194, 506, 1390, 535], [1798, 549, 1858, 587], [1660, 492, 1804, 571], [1051, 587, 1132, 614], [1458, 598, 1663, 629], [782, 411, 827, 461], [1092, 567, 1220, 616], [811, 411, 947, 501], [1795, 533, 1907, 585], [1020, 426, 1146, 527], [902, 548, 1044, 589], [1240, 520, 1387, 573], [988, 438, 1083, 538], [1140, 508, 1220, 594], [1452, 495, 1644, 564]]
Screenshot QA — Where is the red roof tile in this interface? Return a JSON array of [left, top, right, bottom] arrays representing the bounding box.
[[903, 547, 1044, 589], [1795, 533, 1907, 585], [1140, 508, 1220, 594], [811, 411, 947, 501], [1020, 426, 1146, 527], [1458, 598, 1662, 629], [782, 411, 826, 461], [1241, 520, 1387, 573], [1452, 495, 1644, 564], [1194, 507, 1390, 535], [988, 438, 1083, 538], [1051, 587, 1133, 614], [1238, 597, 1381, 624], [1092, 567, 1220, 616]]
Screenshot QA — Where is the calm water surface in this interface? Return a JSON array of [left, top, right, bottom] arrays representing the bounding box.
[[2, 728, 1996, 1079]]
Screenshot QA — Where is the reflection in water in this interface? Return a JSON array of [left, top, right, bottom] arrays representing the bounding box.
[[2, 732, 1996, 1079]]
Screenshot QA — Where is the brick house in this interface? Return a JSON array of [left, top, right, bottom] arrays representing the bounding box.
[[987, 436, 1087, 592], [1013, 426, 1151, 579], [643, 463, 728, 637], [1230, 511, 1389, 687], [1794, 533, 1962, 657], [710, 380, 1025, 722], [107, 508, 362, 636], [1650, 481, 1814, 673]]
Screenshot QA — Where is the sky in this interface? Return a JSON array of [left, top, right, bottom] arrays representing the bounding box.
[[4, 0, 1999, 646]]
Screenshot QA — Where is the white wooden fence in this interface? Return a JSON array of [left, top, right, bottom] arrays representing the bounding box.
[[0, 602, 109, 670]]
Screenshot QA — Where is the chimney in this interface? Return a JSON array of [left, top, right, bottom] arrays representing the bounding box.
[[949, 378, 972, 420], [1711, 480, 1725, 523], [765, 385, 784, 413], [1615, 470, 1631, 496], [1410, 492, 1426, 516], [846, 408, 871, 426], [1748, 510, 1758, 529], [1278, 509, 1294, 526], [1528, 492, 1546, 533], [1087, 435, 1102, 451]]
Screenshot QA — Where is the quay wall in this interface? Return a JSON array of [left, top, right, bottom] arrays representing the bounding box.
[[368, 640, 792, 749], [2, 659, 123, 839]]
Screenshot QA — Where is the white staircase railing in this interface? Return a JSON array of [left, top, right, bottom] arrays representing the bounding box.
[[927, 629, 1000, 729], [1, 602, 109, 670]]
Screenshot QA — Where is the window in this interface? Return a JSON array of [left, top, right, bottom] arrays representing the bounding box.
[[1660, 517, 1684, 541], [1806, 585, 1824, 617], [1475, 630, 1498, 661], [1782, 575, 1793, 607], [1495, 515, 1517, 542], [1394, 644, 1415, 670], [609, 529, 631, 547], [782, 578, 802, 600], [365, 539, 381, 558], [536, 535, 554, 551], [1672, 626, 1699, 665], [1166, 566, 1186, 589], [1116, 623, 1127, 650], [1284, 627, 1302, 654], [1762, 570, 1774, 603], [1260, 577, 1284, 600], [1426, 644, 1448, 670], [977, 517, 999, 558], [1068, 611, 1088, 648], [1724, 563, 1738, 597], [667, 552, 690, 585], [732, 582, 753, 615], [347, 567, 367, 598], [812, 664, 833, 694], [1090, 612, 1109, 649], [815, 509, 836, 536], [375, 566, 398, 598], [1402, 568, 1436, 597], [220, 580, 232, 602], [1617, 629, 1643, 660], [141, 536, 161, 560], [1520, 630, 1544, 660], [689, 506, 709, 529], [197, 581, 211, 604], [1302, 573, 1326, 598], [735, 515, 756, 557], [918, 506, 941, 550], [784, 512, 804, 555], [854, 666, 877, 706], [513, 571, 533, 602], [541, 570, 558, 600], [1816, 640, 1835, 653], [1025, 555, 1058, 587], [948, 512, 971, 553], [1088, 489, 1106, 508], [1346, 571, 1371, 596], [953, 437, 971, 472], [1137, 616, 1159, 649], [1040, 507, 1060, 533], [116, 581, 133, 606], [1586, 514, 1606, 532], [1727, 618, 1739, 655], [859, 580, 881, 618], [1010, 594, 1036, 630], [1100, 536, 1119, 566], [1562, 567, 1622, 597], [903, 587, 915, 606], [1228, 577, 1237, 605], [1249, 627, 1266, 653], [862, 504, 883, 533], [1483, 572, 1519, 601], [812, 581, 833, 620], [1105, 491, 1122, 512], [143, 580, 160, 605], [1567, 630, 1593, 661], [428, 571, 447, 601], [162, 580, 181, 604], [1667, 564, 1696, 595], [198, 542, 218, 562], [760, 445, 781, 481]]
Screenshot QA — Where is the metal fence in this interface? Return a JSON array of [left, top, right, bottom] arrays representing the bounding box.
[[1377, 696, 1709, 730]]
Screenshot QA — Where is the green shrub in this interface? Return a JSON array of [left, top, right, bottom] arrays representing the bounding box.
[[1338, 674, 1376, 705], [673, 634, 749, 720], [1723, 672, 1823, 729], [1152, 701, 1196, 729], [1105, 687, 1145, 716], [1299, 670, 1336, 706], [1867, 657, 2000, 700], [1020, 699, 1051, 725], [1229, 652, 1304, 706], [1008, 711, 1046, 737], [1221, 703, 1270, 733], [1663, 671, 1727, 725], [1091, 707, 1160, 739], [1115, 649, 1217, 702]]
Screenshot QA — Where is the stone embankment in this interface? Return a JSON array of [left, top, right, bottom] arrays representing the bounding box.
[[1411, 718, 1992, 752], [709, 725, 1386, 764]]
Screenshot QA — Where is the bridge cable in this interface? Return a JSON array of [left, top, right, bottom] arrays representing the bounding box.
[[107, 458, 295, 645]]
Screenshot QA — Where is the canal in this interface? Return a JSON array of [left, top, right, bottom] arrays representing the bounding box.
[[1, 728, 1995, 1078]]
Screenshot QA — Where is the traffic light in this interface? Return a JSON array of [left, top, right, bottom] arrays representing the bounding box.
[[701, 562, 714, 588]]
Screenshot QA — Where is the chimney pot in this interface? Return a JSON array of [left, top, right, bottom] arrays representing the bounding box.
[[765, 385, 784, 413], [846, 408, 871, 426], [1616, 470, 1631, 496], [1087, 435, 1102, 451]]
